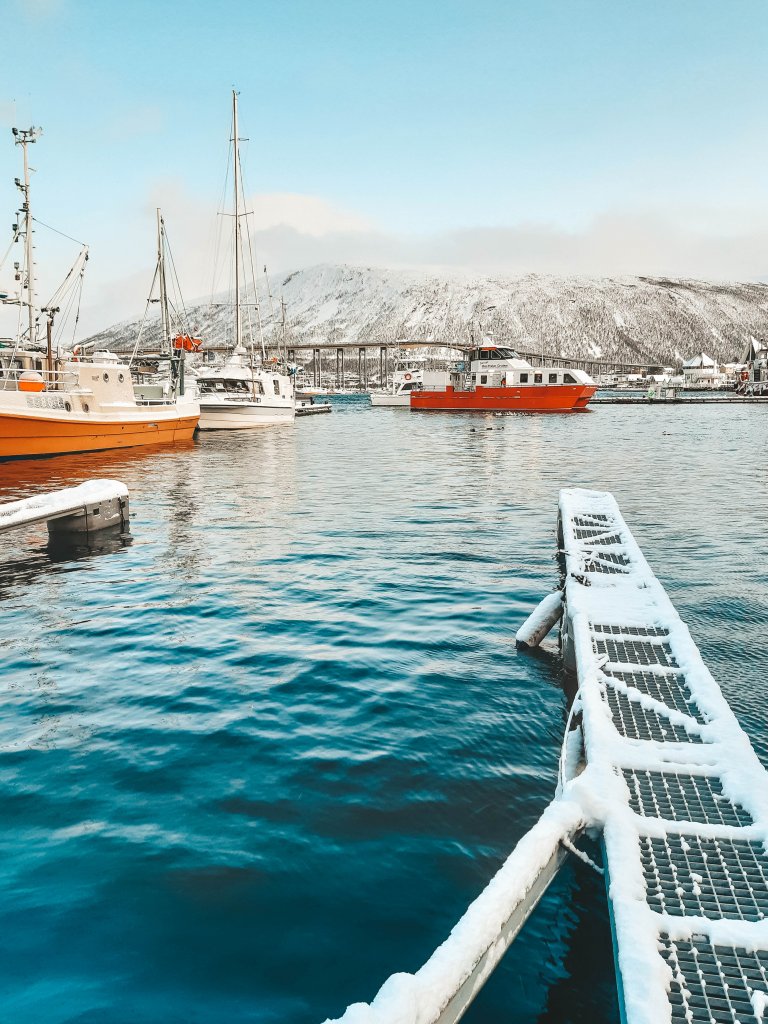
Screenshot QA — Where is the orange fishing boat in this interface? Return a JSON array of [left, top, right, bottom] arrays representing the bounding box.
[[410, 344, 596, 412], [0, 354, 199, 458], [0, 129, 199, 459]]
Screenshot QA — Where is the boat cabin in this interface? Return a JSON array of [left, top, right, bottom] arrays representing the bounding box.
[[449, 346, 594, 390]]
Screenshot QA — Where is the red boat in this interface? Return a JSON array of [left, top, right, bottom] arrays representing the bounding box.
[[410, 345, 597, 412]]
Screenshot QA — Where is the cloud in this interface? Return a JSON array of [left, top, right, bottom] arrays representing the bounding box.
[[13, 0, 63, 18], [75, 182, 768, 336], [108, 105, 166, 140]]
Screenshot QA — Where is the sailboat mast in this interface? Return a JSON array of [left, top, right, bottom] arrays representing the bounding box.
[[156, 208, 170, 351], [14, 126, 41, 346], [232, 90, 242, 351]]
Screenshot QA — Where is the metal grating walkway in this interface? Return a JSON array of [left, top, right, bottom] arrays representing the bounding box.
[[559, 488, 768, 1024]]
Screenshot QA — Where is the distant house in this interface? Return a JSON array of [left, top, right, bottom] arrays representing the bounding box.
[[738, 338, 768, 395], [682, 352, 721, 388]]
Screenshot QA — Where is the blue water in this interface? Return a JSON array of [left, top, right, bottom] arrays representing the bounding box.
[[0, 396, 766, 1023]]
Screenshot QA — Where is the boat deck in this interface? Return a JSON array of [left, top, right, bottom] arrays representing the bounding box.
[[559, 488, 768, 1024]]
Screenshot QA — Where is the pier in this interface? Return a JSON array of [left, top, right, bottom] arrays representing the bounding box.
[[558, 488, 768, 1023], [326, 489, 768, 1024], [592, 393, 768, 405], [0, 479, 130, 538]]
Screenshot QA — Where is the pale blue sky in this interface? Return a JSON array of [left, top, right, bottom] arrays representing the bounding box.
[[3, 0, 768, 331]]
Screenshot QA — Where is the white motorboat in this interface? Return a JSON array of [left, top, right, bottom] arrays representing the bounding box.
[[196, 345, 294, 428], [370, 358, 424, 407]]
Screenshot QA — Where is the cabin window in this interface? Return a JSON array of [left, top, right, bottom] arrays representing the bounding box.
[[257, 381, 265, 395], [273, 380, 280, 396], [563, 373, 577, 384], [519, 372, 529, 383], [402, 382, 413, 391], [534, 373, 543, 384], [548, 373, 558, 383], [480, 374, 488, 384]]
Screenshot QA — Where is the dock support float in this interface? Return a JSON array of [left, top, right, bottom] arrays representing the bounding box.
[[0, 479, 130, 539], [515, 590, 563, 648]]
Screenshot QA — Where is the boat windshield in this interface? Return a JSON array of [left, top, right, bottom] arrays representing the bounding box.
[[469, 347, 519, 361], [199, 379, 264, 395]]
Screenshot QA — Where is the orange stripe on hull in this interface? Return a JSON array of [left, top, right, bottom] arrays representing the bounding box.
[[0, 413, 199, 459], [410, 385, 597, 412]]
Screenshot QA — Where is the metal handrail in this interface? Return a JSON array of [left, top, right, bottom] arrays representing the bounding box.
[[0, 367, 79, 391]]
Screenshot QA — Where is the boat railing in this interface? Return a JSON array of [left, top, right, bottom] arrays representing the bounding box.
[[0, 367, 79, 392]]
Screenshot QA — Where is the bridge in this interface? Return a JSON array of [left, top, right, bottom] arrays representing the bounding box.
[[280, 340, 669, 387]]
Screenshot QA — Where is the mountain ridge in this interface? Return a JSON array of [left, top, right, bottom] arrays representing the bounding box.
[[84, 264, 768, 365]]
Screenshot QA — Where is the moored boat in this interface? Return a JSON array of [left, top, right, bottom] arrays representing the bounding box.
[[370, 356, 425, 407], [410, 344, 596, 412], [0, 353, 198, 458], [197, 92, 295, 431], [0, 127, 198, 459]]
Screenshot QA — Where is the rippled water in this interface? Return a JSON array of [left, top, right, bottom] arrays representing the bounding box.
[[0, 397, 766, 1023]]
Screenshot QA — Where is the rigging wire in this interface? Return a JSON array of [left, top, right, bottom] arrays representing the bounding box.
[[31, 217, 88, 249]]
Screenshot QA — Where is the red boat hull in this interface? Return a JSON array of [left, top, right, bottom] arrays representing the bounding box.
[[410, 384, 597, 412]]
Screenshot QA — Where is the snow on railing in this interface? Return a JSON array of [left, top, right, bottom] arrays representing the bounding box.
[[323, 791, 587, 1024]]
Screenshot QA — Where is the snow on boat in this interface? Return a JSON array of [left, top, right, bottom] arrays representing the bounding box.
[[410, 345, 596, 413]]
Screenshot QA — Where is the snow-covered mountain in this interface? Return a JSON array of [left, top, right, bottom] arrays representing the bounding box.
[[84, 264, 768, 365]]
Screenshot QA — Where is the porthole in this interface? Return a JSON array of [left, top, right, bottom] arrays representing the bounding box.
[[118, 373, 125, 383], [64, 401, 71, 412], [103, 372, 110, 382], [83, 403, 90, 412]]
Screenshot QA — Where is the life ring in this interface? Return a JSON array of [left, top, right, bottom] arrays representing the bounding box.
[[71, 345, 80, 362], [404, 372, 412, 381], [741, 369, 749, 382]]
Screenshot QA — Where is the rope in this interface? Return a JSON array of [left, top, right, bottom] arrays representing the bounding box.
[[561, 836, 604, 876]]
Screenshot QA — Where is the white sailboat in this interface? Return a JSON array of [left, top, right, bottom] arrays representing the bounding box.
[[196, 92, 294, 430]]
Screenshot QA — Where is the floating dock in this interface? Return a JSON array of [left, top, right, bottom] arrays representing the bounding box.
[[296, 400, 333, 416], [0, 479, 130, 537], [325, 489, 768, 1024], [559, 488, 768, 1024]]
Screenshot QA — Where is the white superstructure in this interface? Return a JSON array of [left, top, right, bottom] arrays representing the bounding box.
[[370, 358, 424, 407], [195, 345, 294, 428]]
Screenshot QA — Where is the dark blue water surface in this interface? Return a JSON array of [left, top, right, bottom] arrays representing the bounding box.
[[0, 396, 766, 1023]]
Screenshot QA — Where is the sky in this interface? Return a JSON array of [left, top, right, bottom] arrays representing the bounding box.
[[2, 0, 768, 335]]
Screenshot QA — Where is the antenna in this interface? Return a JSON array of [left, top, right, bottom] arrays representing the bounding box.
[[13, 126, 43, 346]]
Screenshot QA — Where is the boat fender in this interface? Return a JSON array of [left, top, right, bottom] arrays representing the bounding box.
[[18, 370, 46, 393]]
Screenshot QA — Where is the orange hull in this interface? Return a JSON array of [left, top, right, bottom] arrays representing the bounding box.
[[0, 412, 199, 459], [410, 384, 596, 412]]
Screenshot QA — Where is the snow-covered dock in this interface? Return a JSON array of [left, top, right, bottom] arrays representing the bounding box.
[[323, 488, 768, 1024], [559, 487, 768, 1024], [0, 479, 130, 537]]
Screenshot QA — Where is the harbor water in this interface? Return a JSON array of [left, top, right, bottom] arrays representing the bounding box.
[[0, 396, 765, 1023]]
